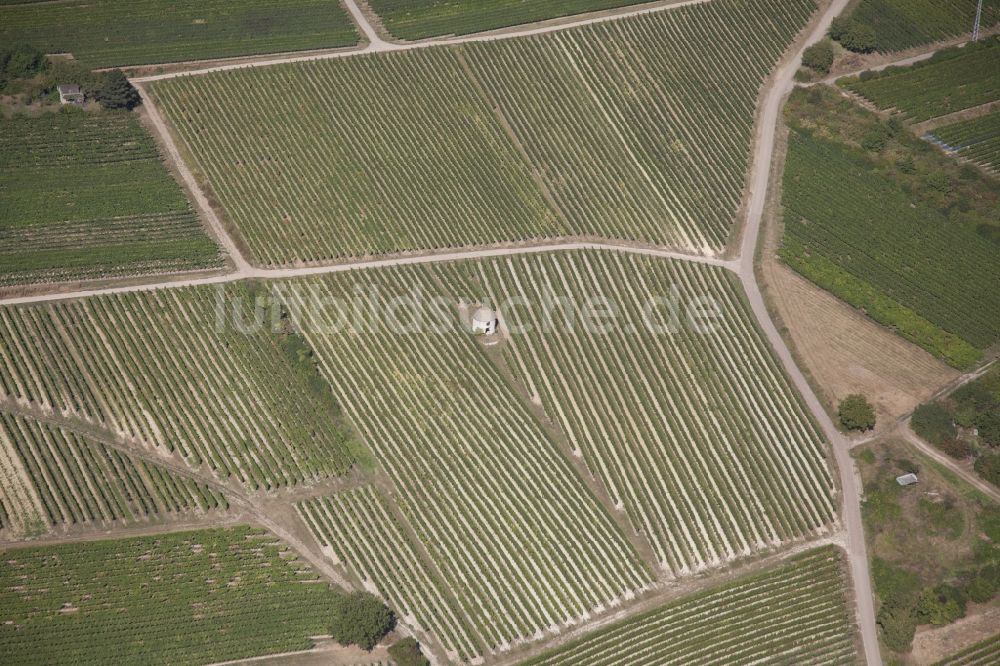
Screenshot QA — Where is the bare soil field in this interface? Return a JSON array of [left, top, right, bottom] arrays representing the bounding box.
[[762, 261, 958, 426], [910, 604, 1000, 664]]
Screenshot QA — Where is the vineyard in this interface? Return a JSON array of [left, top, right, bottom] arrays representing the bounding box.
[[298, 486, 483, 662], [934, 632, 1000, 665], [841, 0, 1000, 52], [780, 129, 1000, 365], [844, 37, 1000, 122], [152, 0, 818, 263], [0, 0, 359, 68], [0, 526, 342, 665], [523, 546, 858, 665], [434, 251, 837, 575], [152, 48, 562, 265], [276, 263, 654, 654], [0, 111, 220, 287], [929, 110, 1000, 171], [0, 411, 227, 537], [0, 283, 357, 490], [367, 0, 648, 40]]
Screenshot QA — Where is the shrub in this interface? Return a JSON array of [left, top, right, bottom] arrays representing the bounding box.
[[841, 23, 877, 53], [912, 402, 956, 445], [329, 592, 395, 651], [877, 600, 916, 652], [829, 16, 852, 41], [966, 566, 999, 603], [802, 40, 834, 74], [862, 127, 888, 153], [975, 452, 1000, 487], [840, 394, 876, 431], [916, 584, 966, 625], [938, 436, 972, 459], [976, 410, 1000, 447], [387, 637, 430, 666]]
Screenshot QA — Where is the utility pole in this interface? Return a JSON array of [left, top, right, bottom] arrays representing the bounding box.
[[973, 0, 984, 41]]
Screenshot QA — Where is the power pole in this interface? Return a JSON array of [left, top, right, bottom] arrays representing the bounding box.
[[973, 0, 984, 41]]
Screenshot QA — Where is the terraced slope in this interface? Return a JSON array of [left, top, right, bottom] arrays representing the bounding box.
[[523, 546, 858, 666], [0, 0, 359, 68], [0, 412, 227, 536], [152, 0, 818, 263], [299, 487, 482, 662], [0, 112, 220, 287], [0, 527, 342, 665], [276, 266, 654, 653], [0, 284, 356, 490], [435, 251, 836, 575], [929, 110, 1000, 171]]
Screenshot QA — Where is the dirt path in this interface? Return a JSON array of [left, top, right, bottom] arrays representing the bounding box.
[[898, 423, 1000, 505], [129, 0, 712, 83], [11, 3, 984, 663]]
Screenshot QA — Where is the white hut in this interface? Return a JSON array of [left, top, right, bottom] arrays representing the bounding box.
[[896, 473, 918, 486], [57, 84, 84, 105], [472, 307, 498, 336]]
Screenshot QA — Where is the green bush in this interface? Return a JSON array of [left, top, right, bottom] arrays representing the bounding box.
[[840, 394, 876, 431], [861, 126, 888, 153], [912, 402, 956, 445], [841, 23, 877, 53], [329, 592, 395, 651], [877, 600, 916, 652], [976, 411, 1000, 447], [802, 40, 834, 74], [387, 637, 430, 666], [975, 452, 1000, 487], [916, 584, 966, 625], [966, 565, 999, 603]]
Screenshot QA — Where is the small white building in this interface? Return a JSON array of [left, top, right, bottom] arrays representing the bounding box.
[[896, 473, 918, 486], [472, 307, 498, 336], [57, 84, 84, 106]]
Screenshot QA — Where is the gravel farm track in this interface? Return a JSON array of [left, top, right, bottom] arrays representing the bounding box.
[[16, 0, 997, 663]]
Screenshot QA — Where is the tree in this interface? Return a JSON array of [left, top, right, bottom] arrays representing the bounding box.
[[839, 394, 876, 431], [387, 637, 430, 666], [0, 43, 46, 80], [802, 40, 834, 74], [912, 402, 955, 445], [329, 592, 395, 651], [939, 436, 972, 459], [841, 23, 877, 53], [92, 70, 141, 110]]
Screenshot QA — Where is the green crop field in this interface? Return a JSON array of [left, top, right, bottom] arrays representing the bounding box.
[[0, 411, 227, 538], [434, 251, 836, 575], [934, 632, 1000, 665], [0, 283, 357, 490], [779, 90, 1000, 368], [523, 546, 858, 665], [840, 0, 999, 52], [0, 526, 342, 665], [299, 486, 482, 662], [277, 249, 837, 658], [276, 260, 655, 654], [844, 37, 1000, 121], [152, 0, 818, 264], [0, 0, 359, 68], [929, 110, 1000, 171], [0, 111, 221, 287], [367, 0, 649, 40]]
